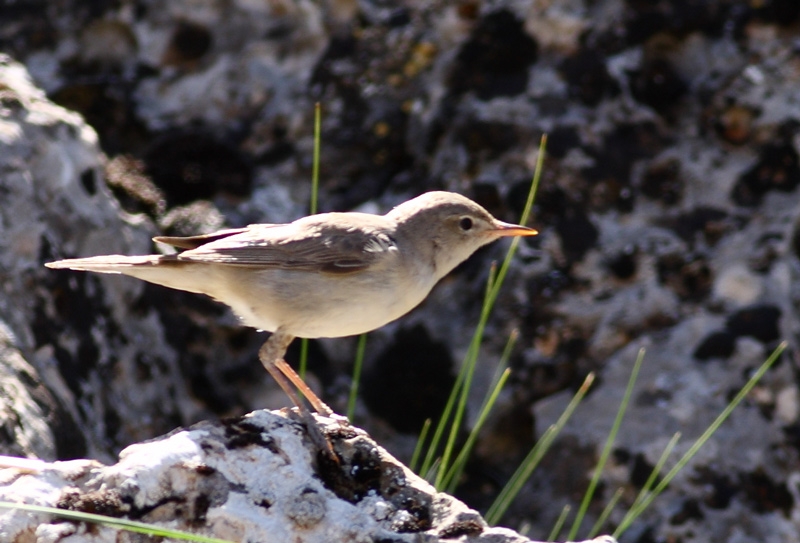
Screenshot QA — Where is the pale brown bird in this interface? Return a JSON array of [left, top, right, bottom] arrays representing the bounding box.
[[47, 191, 537, 415]]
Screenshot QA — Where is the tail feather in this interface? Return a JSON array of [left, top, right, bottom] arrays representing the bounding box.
[[45, 254, 170, 273], [45, 254, 214, 296]]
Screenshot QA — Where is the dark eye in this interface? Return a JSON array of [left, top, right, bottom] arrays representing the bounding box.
[[459, 217, 473, 231]]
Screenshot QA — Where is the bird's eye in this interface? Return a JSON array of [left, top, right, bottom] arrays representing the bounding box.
[[459, 217, 474, 231]]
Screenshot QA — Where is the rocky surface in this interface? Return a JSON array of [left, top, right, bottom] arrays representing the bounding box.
[[2, 1, 800, 542], [0, 408, 612, 543]]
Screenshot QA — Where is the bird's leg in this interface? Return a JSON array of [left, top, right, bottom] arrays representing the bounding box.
[[273, 358, 335, 417], [258, 329, 334, 416], [258, 330, 306, 410], [259, 330, 338, 461]]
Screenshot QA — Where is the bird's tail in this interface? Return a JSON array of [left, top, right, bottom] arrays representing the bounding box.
[[45, 254, 211, 296], [45, 254, 168, 273]]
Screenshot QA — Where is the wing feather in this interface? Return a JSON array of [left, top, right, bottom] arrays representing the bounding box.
[[169, 219, 397, 274], [153, 227, 252, 249]]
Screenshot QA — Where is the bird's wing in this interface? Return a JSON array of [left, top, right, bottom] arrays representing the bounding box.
[[154, 228, 252, 249], [171, 218, 398, 274]]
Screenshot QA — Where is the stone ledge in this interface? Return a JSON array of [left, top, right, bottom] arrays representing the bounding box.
[[0, 409, 614, 543]]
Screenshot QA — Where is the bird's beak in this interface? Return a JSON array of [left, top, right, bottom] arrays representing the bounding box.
[[492, 221, 538, 237]]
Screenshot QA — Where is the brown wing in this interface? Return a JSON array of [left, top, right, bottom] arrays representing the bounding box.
[[154, 228, 253, 250], [171, 219, 397, 274]]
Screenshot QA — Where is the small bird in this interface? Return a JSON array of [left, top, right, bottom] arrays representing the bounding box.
[[47, 191, 537, 416]]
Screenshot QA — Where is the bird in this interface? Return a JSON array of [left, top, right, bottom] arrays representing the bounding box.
[[46, 191, 537, 416]]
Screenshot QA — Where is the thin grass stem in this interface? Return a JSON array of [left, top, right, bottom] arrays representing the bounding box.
[[547, 505, 571, 542], [443, 367, 512, 493], [347, 333, 367, 420], [420, 263, 497, 479], [568, 348, 645, 540], [410, 418, 432, 473], [613, 341, 786, 537], [587, 488, 624, 538], [632, 432, 681, 512], [0, 502, 233, 543], [435, 265, 499, 488], [311, 102, 321, 215], [485, 372, 595, 525], [299, 103, 322, 380], [433, 136, 545, 488], [420, 135, 545, 486], [442, 330, 518, 492]]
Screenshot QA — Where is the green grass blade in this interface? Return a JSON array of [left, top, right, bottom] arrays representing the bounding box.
[[299, 103, 322, 380], [443, 367, 512, 493], [434, 136, 545, 488], [310, 102, 321, 216], [347, 334, 368, 420], [485, 372, 595, 525], [420, 134, 545, 485], [420, 264, 497, 479], [410, 418, 432, 473], [547, 504, 571, 542], [477, 134, 543, 326], [0, 502, 233, 543], [613, 341, 787, 537], [298, 337, 309, 381], [520, 133, 546, 226], [435, 264, 499, 488], [612, 431, 681, 537], [567, 348, 645, 540], [442, 329, 518, 492], [587, 487, 623, 538]]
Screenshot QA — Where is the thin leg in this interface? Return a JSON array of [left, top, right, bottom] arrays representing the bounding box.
[[274, 358, 334, 416], [259, 330, 337, 460], [258, 329, 334, 416]]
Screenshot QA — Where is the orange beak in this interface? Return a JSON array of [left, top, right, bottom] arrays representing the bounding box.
[[492, 220, 538, 237]]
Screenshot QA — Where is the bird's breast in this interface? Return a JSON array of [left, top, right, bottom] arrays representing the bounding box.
[[219, 255, 436, 339]]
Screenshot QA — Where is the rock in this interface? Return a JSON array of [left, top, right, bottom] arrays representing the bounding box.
[[0, 409, 614, 543], [0, 55, 201, 463]]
